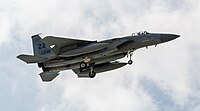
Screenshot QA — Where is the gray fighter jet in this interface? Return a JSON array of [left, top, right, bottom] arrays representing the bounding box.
[[17, 31, 179, 82]]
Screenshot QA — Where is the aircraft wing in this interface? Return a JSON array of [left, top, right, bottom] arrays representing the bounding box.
[[43, 36, 94, 49], [39, 71, 59, 82]]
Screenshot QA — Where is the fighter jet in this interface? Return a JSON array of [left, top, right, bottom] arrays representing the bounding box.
[[17, 31, 179, 82]]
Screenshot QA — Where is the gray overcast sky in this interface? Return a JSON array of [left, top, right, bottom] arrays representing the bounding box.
[[0, 0, 200, 111]]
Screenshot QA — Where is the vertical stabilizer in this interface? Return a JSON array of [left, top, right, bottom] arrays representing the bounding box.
[[32, 34, 55, 58]]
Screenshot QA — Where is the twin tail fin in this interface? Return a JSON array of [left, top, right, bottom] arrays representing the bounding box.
[[17, 34, 56, 64]]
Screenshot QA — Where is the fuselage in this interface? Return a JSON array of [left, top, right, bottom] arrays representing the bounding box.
[[42, 31, 179, 72]]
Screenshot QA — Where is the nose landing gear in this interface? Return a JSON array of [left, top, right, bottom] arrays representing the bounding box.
[[127, 49, 134, 65]]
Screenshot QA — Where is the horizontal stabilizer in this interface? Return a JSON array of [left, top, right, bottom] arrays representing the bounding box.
[[39, 71, 59, 82], [17, 54, 47, 64]]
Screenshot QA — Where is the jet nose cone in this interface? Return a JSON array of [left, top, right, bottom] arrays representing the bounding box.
[[161, 34, 180, 43]]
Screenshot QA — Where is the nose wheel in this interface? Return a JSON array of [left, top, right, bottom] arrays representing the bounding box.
[[128, 60, 133, 65]]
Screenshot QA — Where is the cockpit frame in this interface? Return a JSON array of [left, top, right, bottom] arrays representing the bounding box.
[[132, 31, 150, 36]]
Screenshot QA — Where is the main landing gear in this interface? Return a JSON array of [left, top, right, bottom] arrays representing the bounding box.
[[79, 62, 96, 78], [89, 67, 96, 78]]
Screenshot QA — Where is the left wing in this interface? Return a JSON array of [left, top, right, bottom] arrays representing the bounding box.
[[43, 36, 94, 49]]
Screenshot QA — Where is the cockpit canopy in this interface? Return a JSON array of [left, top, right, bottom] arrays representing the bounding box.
[[132, 31, 150, 36]]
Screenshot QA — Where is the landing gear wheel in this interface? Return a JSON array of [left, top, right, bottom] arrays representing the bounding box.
[[80, 62, 87, 69], [89, 71, 96, 78], [128, 60, 133, 65]]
